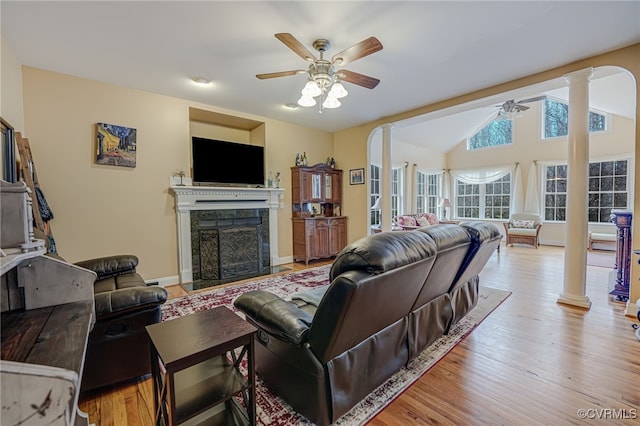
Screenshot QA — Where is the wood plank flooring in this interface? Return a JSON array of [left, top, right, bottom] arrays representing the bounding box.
[[79, 245, 640, 425]]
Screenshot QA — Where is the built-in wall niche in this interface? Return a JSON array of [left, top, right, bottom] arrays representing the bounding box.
[[188, 107, 265, 147]]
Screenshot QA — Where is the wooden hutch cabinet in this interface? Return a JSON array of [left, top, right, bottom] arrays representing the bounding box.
[[291, 164, 347, 265]]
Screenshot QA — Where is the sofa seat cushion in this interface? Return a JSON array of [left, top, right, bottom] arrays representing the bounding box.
[[507, 228, 538, 236], [590, 232, 616, 242]]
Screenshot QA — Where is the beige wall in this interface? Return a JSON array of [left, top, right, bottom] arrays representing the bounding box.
[[334, 43, 639, 315], [20, 66, 332, 282], [9, 41, 640, 308], [446, 101, 635, 245], [1, 35, 24, 131]]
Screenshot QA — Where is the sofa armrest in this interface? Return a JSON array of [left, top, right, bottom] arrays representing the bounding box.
[[94, 285, 167, 320], [234, 290, 313, 345], [75, 255, 139, 280]]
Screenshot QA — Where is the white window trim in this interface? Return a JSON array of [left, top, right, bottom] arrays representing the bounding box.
[[541, 97, 610, 141], [539, 155, 633, 223]]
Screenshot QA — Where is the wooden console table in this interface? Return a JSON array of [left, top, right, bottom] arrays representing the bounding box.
[[146, 306, 257, 425], [1, 300, 94, 426]]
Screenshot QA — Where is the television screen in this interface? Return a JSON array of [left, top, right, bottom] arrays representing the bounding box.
[[192, 137, 265, 186]]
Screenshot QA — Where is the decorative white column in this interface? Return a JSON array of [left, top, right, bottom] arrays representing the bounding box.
[[381, 123, 394, 232], [411, 163, 418, 213], [558, 67, 593, 309]]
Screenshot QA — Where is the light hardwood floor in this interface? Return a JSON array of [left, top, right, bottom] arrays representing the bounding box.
[[79, 245, 640, 425]]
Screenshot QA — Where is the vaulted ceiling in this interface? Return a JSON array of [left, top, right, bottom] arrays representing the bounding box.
[[2, 1, 639, 153]]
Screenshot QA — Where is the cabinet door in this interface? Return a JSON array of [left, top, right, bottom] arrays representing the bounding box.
[[329, 171, 342, 203], [300, 170, 312, 201], [313, 219, 330, 258], [329, 218, 347, 255], [310, 173, 323, 201]]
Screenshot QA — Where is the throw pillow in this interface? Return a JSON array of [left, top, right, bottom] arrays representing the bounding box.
[[397, 216, 417, 227], [416, 216, 430, 226], [425, 213, 439, 225], [511, 219, 535, 229]]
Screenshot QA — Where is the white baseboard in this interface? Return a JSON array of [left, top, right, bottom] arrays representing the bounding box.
[[146, 275, 180, 288]]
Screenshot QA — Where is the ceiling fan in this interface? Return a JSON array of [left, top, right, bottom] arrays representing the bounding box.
[[256, 33, 383, 109], [495, 95, 547, 119]]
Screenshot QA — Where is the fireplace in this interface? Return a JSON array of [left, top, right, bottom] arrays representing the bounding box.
[[191, 209, 269, 288], [170, 185, 284, 290]]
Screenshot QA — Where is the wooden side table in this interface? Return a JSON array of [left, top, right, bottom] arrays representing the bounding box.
[[146, 306, 257, 425]]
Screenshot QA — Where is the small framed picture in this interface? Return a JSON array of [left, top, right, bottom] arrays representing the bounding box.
[[349, 168, 365, 185]]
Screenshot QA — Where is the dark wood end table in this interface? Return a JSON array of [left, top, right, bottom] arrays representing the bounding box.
[[146, 306, 257, 425]]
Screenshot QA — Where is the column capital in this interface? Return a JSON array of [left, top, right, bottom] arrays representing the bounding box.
[[563, 67, 593, 84]]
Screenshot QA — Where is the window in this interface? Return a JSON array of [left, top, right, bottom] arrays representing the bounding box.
[[544, 160, 629, 223], [467, 119, 512, 150], [391, 168, 402, 219], [456, 173, 511, 219], [370, 164, 381, 226], [544, 165, 567, 221], [416, 172, 439, 214], [543, 99, 607, 139], [589, 160, 628, 222], [484, 174, 511, 219], [1, 118, 17, 183]]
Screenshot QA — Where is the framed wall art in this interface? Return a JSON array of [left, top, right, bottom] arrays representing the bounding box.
[[96, 123, 137, 168], [349, 168, 365, 185]]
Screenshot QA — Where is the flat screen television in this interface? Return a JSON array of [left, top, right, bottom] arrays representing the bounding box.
[[191, 137, 265, 186]]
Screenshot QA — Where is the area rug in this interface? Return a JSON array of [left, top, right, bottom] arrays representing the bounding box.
[[587, 251, 616, 268], [161, 265, 511, 425]]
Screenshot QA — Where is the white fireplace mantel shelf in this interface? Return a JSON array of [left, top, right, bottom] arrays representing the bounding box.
[[170, 185, 285, 284]]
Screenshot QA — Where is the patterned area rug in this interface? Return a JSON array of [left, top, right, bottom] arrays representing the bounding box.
[[162, 265, 511, 425]]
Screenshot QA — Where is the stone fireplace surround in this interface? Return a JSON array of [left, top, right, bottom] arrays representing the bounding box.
[[170, 185, 284, 286]]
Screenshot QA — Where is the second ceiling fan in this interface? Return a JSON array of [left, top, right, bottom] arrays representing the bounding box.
[[257, 33, 383, 109], [495, 96, 547, 119]]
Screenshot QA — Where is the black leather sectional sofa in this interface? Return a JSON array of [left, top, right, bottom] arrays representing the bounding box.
[[234, 221, 501, 425]]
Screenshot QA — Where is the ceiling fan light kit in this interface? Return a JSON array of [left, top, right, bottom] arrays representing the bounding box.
[[257, 33, 382, 111]]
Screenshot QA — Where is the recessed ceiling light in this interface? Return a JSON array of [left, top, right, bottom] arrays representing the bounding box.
[[284, 103, 299, 110], [191, 76, 210, 86]]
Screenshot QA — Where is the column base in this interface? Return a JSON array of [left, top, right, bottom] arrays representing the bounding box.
[[557, 292, 592, 309]]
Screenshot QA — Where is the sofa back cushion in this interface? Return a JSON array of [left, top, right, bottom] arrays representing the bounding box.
[[329, 231, 437, 279], [411, 224, 472, 309], [311, 231, 439, 362]]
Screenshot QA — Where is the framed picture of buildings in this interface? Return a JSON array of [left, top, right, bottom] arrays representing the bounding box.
[[96, 123, 137, 168]]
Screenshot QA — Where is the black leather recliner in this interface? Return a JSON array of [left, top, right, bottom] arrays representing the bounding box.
[[75, 254, 168, 393], [234, 222, 501, 425]]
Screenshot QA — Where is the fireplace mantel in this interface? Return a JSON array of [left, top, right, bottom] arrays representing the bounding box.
[[170, 185, 285, 284]]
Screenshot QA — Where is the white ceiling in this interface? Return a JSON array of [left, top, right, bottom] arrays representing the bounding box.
[[2, 1, 639, 152]]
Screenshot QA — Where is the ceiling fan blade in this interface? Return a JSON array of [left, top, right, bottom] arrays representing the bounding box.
[[515, 104, 530, 112], [516, 95, 547, 104], [331, 36, 383, 66], [274, 33, 317, 62], [339, 70, 380, 89], [256, 70, 305, 80]]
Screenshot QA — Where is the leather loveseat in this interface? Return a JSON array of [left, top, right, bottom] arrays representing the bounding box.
[[234, 221, 501, 425], [75, 254, 168, 392]]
